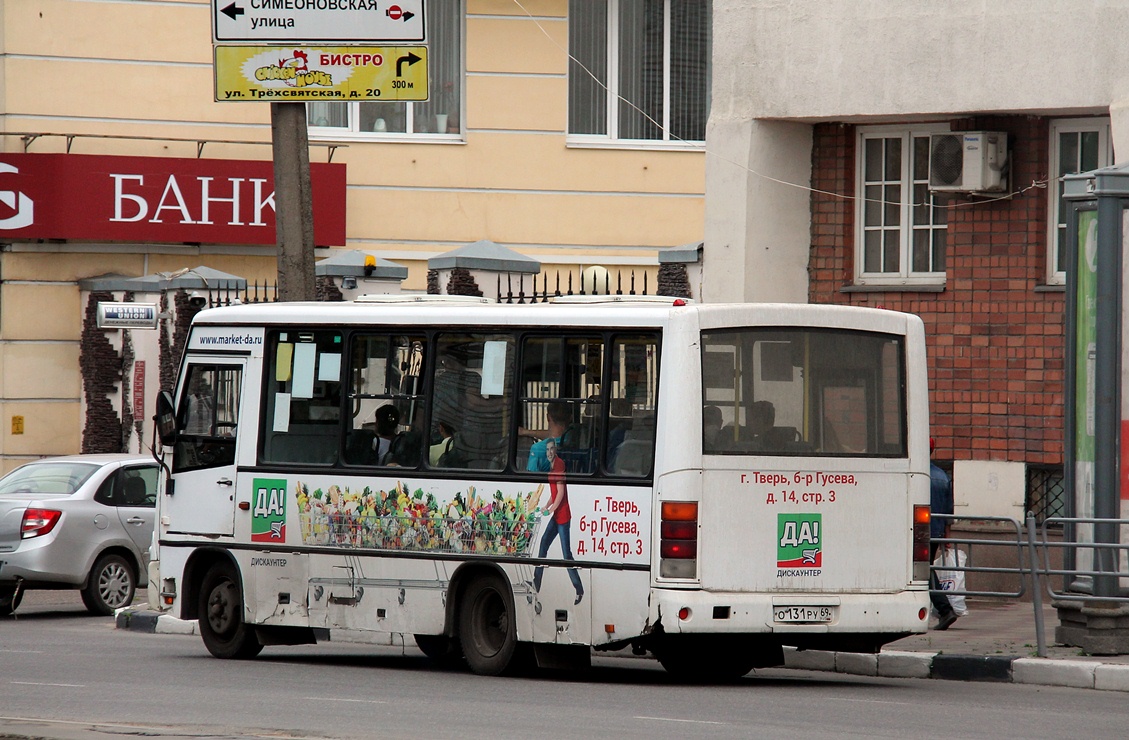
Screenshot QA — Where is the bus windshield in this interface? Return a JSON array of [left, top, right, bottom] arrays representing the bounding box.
[[701, 328, 906, 457]]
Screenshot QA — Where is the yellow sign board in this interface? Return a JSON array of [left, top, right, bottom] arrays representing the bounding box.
[[214, 45, 428, 103], [11, 415, 23, 435]]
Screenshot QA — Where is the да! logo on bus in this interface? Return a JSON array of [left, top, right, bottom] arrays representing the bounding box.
[[777, 513, 821, 569], [252, 478, 287, 543]]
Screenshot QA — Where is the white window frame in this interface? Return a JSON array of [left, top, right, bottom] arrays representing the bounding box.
[[854, 124, 950, 288], [567, 0, 709, 151], [1047, 117, 1113, 285], [306, 1, 464, 143]]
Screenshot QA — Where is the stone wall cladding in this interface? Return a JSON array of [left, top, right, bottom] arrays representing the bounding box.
[[808, 116, 1063, 465], [658, 263, 692, 299], [159, 292, 175, 394], [316, 276, 343, 302], [446, 267, 483, 297], [80, 291, 123, 454]]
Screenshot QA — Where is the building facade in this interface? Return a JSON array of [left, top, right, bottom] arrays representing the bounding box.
[[0, 0, 709, 470], [705, 0, 1129, 518]]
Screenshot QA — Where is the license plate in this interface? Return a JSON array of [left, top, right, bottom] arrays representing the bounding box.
[[773, 606, 834, 623]]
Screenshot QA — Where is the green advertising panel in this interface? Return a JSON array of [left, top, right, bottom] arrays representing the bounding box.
[[1075, 210, 1097, 520]]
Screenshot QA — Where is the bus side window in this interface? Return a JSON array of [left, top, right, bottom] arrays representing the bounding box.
[[605, 335, 658, 477], [432, 334, 514, 471], [519, 335, 603, 475], [260, 330, 342, 466], [173, 364, 241, 473], [346, 334, 428, 468]]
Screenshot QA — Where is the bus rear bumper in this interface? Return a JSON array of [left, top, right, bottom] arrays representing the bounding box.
[[652, 588, 930, 642]]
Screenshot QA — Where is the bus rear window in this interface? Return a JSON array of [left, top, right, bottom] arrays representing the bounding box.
[[701, 328, 906, 457]]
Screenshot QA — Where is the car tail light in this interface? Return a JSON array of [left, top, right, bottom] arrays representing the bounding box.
[[21, 508, 62, 539], [660, 501, 698, 578], [912, 504, 931, 580]]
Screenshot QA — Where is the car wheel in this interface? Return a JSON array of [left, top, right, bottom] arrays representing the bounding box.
[[80, 554, 135, 616], [458, 575, 517, 676], [198, 560, 263, 660], [0, 586, 23, 617]]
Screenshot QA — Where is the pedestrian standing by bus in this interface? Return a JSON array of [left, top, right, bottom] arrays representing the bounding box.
[[930, 438, 958, 630]]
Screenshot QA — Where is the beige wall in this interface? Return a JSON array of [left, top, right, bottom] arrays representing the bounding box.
[[0, 0, 706, 462]]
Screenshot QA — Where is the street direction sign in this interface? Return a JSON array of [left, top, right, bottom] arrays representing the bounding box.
[[214, 45, 428, 102], [212, 1, 426, 43]]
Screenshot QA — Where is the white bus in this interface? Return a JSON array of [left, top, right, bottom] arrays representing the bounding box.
[[151, 296, 932, 678]]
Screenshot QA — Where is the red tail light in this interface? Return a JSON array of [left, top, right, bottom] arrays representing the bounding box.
[[661, 539, 698, 559], [660, 501, 698, 578], [21, 508, 62, 539], [912, 505, 931, 563]]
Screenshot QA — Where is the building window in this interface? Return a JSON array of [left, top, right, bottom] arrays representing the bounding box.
[[307, 0, 462, 139], [1049, 118, 1112, 284], [855, 126, 949, 287], [568, 0, 710, 147]]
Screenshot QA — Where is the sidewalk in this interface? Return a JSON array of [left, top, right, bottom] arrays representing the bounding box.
[[116, 598, 1129, 691]]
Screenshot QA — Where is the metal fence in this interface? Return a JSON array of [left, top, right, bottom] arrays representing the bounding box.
[[934, 512, 1129, 658], [202, 281, 279, 307], [931, 513, 1048, 656], [1040, 516, 1129, 604], [497, 269, 651, 304]]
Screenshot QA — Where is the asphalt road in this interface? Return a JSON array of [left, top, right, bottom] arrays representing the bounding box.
[[3, 590, 1129, 739]]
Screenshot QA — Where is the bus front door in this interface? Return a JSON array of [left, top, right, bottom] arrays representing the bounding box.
[[165, 358, 245, 536]]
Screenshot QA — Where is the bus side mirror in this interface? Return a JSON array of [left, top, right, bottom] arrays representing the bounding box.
[[155, 390, 178, 446]]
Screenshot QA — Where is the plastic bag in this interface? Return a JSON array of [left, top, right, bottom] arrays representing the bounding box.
[[934, 545, 969, 616]]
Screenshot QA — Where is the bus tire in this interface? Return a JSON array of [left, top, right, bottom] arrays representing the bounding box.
[[198, 561, 263, 660], [458, 575, 516, 676], [414, 634, 462, 667]]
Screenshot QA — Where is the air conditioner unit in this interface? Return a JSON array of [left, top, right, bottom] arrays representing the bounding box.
[[928, 131, 1008, 193]]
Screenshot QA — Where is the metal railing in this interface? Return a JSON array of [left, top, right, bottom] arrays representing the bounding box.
[[931, 513, 1048, 656], [936, 512, 1129, 658], [1040, 516, 1129, 604]]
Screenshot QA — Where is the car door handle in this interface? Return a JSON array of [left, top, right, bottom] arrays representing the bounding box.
[[126, 517, 146, 525], [217, 478, 234, 486]]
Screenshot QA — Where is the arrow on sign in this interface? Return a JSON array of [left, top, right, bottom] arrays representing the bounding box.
[[221, 2, 245, 21], [396, 51, 422, 77]]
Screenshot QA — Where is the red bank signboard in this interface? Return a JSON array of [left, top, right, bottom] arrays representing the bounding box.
[[0, 153, 346, 247]]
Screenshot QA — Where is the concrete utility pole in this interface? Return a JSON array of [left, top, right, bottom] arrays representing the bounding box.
[[271, 102, 316, 301]]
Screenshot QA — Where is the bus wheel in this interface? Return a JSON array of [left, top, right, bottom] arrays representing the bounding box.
[[459, 575, 516, 676], [414, 634, 462, 667], [198, 561, 263, 660]]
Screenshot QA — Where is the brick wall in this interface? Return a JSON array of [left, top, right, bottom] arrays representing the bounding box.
[[809, 116, 1064, 466]]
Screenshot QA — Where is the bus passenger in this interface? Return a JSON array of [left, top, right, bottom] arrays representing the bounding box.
[[703, 405, 723, 450], [373, 404, 400, 464]]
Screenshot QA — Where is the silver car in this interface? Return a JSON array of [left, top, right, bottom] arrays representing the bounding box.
[[0, 454, 158, 616]]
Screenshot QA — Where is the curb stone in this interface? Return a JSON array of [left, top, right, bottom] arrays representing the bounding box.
[[116, 608, 198, 635], [877, 650, 934, 679], [1012, 658, 1095, 689], [930, 654, 1014, 682], [1094, 663, 1129, 691]]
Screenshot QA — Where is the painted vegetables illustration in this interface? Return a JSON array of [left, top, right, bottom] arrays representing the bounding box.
[[297, 481, 545, 555]]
